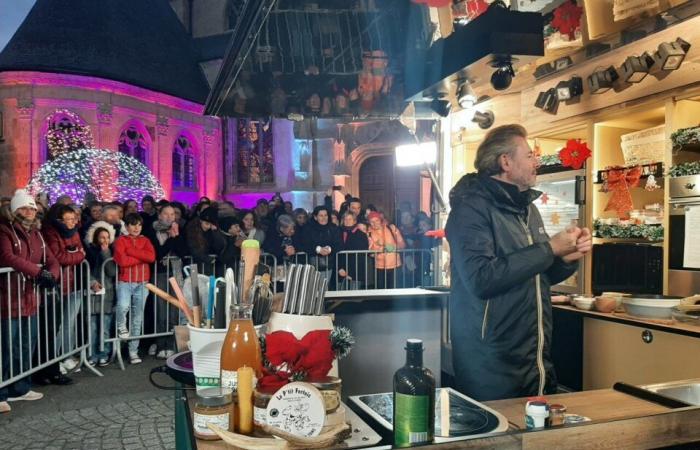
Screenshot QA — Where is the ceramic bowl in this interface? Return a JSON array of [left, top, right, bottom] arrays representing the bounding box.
[[594, 296, 618, 313], [572, 296, 595, 311]]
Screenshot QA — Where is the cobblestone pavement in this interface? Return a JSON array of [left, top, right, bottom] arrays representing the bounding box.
[[0, 395, 175, 450]]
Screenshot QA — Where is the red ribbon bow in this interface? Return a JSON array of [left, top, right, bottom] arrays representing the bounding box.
[[259, 330, 334, 391], [604, 166, 642, 218]]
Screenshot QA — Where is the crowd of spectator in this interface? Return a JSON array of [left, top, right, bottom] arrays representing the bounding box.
[[0, 188, 439, 414]]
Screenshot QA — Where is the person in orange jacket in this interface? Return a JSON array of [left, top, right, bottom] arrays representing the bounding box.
[[113, 213, 155, 364]]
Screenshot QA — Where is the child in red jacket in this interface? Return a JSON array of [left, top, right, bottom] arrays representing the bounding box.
[[113, 213, 155, 364]]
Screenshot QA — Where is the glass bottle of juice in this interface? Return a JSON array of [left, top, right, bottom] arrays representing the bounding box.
[[220, 304, 262, 393]]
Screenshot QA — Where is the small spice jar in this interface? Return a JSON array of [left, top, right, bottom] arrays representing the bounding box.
[[193, 387, 233, 440], [253, 387, 275, 431], [310, 376, 342, 413], [549, 404, 567, 427]]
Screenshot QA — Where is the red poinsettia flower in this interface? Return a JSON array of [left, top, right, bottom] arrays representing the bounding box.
[[551, 0, 583, 40], [265, 331, 305, 367], [558, 139, 591, 170], [259, 367, 292, 391]]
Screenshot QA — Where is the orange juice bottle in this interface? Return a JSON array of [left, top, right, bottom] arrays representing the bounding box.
[[220, 305, 262, 393]]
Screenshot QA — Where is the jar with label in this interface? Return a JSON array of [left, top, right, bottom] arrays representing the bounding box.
[[525, 401, 549, 429], [310, 377, 342, 413], [193, 387, 234, 440], [549, 404, 566, 426], [253, 387, 275, 435]]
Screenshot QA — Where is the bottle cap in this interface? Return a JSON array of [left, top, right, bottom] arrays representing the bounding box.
[[406, 339, 423, 351]]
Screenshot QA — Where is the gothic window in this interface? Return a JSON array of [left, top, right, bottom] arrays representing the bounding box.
[[118, 121, 150, 164], [172, 134, 196, 189], [234, 119, 274, 185], [43, 109, 94, 160]]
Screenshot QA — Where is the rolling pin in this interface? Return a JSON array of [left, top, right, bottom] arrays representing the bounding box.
[[241, 240, 260, 305]]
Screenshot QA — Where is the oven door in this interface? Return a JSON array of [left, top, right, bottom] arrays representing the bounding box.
[[668, 198, 700, 296]]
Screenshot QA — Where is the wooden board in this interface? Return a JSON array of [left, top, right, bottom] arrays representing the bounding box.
[[484, 389, 667, 430]]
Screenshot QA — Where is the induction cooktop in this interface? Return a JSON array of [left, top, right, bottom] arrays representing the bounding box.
[[348, 388, 509, 443]]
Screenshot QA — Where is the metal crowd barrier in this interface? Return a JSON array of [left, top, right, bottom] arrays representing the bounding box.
[[1, 260, 100, 390]]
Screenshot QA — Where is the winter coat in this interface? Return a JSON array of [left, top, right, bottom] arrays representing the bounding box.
[[85, 243, 116, 314], [302, 220, 342, 270], [338, 225, 369, 282], [42, 222, 85, 295], [184, 218, 227, 275], [0, 219, 60, 318], [113, 234, 156, 283], [367, 224, 405, 270], [445, 173, 578, 401], [144, 222, 188, 270], [84, 221, 117, 314], [262, 230, 303, 264]]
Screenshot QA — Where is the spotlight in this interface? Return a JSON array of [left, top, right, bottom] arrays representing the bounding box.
[[653, 38, 691, 71], [555, 76, 584, 101], [430, 97, 452, 117], [534, 88, 558, 114], [472, 110, 494, 129], [620, 53, 655, 83], [489, 57, 517, 91], [457, 82, 477, 111], [587, 66, 619, 94]]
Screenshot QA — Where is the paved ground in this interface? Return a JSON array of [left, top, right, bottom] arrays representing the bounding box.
[[0, 355, 177, 449]]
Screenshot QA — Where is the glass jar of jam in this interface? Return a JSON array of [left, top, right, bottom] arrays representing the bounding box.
[[193, 387, 233, 440], [310, 376, 342, 413]]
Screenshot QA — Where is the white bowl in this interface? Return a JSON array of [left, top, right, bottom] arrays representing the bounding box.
[[573, 297, 595, 311], [623, 296, 682, 319]]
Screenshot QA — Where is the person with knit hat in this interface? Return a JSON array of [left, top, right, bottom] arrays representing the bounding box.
[[0, 190, 61, 413]]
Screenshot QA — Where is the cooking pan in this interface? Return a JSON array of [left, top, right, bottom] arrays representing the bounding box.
[[149, 350, 196, 390]]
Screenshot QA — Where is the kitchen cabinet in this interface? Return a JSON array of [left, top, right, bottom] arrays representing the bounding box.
[[583, 318, 700, 389]]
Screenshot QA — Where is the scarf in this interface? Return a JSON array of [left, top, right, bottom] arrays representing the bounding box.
[[14, 212, 38, 231], [341, 225, 357, 243], [52, 219, 78, 239], [245, 227, 258, 239], [153, 219, 173, 246]]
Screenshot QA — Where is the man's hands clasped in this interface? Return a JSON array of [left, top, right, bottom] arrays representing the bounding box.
[[549, 225, 592, 263]]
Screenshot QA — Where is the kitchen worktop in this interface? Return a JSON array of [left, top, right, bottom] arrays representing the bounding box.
[[553, 304, 700, 338]]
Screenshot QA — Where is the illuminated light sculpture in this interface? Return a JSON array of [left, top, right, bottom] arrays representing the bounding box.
[[26, 148, 164, 205]]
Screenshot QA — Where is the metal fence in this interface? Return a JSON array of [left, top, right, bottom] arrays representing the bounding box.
[[1, 247, 437, 385], [1, 260, 100, 391]]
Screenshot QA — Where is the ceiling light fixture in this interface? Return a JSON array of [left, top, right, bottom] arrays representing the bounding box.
[[653, 38, 691, 71], [489, 56, 517, 91], [555, 76, 584, 101], [430, 95, 452, 118], [457, 82, 477, 111], [620, 53, 655, 83], [587, 66, 619, 94], [534, 88, 558, 114], [472, 110, 495, 129]]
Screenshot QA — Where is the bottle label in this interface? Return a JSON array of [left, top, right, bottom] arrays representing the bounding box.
[[394, 393, 430, 447], [193, 412, 229, 436], [254, 406, 266, 425], [221, 370, 257, 393]]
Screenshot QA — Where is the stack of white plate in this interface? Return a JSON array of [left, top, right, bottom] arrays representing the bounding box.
[[622, 295, 682, 319]]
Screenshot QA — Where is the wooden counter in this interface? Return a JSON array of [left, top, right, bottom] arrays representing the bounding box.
[[553, 304, 700, 338]]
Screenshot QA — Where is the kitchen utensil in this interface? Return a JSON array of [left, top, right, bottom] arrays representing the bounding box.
[[190, 264, 202, 327], [623, 295, 683, 319], [613, 382, 691, 408], [316, 278, 328, 315], [168, 277, 194, 325], [224, 268, 236, 328], [242, 239, 261, 305], [676, 294, 700, 312], [207, 275, 216, 328]]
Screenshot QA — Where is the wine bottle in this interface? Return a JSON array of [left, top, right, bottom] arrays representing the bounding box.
[[393, 339, 435, 448]]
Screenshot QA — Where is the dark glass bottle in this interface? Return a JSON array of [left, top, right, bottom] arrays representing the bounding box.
[[393, 339, 435, 448]]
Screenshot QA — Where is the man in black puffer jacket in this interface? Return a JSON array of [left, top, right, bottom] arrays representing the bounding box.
[[446, 124, 591, 401]]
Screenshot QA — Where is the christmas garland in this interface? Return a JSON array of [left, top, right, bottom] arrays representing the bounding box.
[[45, 109, 94, 158], [593, 219, 664, 242], [668, 161, 700, 178], [538, 154, 561, 166], [670, 126, 700, 150]]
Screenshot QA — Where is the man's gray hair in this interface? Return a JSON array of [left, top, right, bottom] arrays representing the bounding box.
[[101, 204, 120, 215], [474, 124, 527, 176], [276, 214, 295, 233]]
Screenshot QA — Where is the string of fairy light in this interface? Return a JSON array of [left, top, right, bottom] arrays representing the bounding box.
[[45, 109, 95, 158], [27, 148, 165, 205]]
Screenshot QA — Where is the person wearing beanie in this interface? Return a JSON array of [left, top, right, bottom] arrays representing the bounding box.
[[0, 190, 61, 413]]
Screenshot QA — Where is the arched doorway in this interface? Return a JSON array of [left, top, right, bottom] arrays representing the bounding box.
[[359, 155, 420, 223]]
